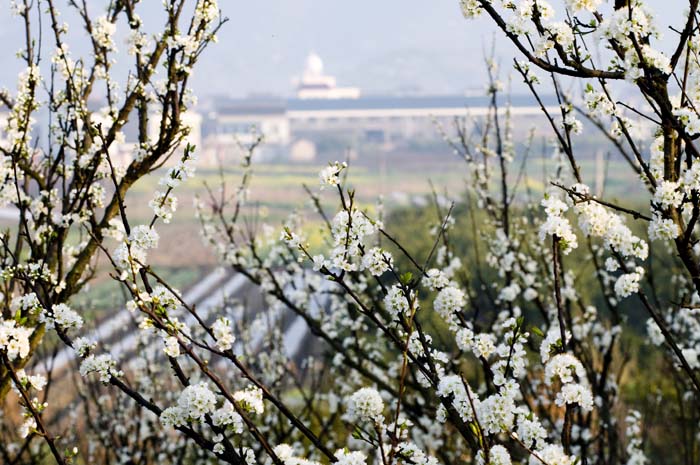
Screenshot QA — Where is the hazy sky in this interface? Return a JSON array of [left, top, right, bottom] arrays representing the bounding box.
[[202, 0, 493, 96], [0, 0, 685, 99]]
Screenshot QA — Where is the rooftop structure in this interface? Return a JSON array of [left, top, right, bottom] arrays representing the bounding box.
[[296, 52, 361, 100]]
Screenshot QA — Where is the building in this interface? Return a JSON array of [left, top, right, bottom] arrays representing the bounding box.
[[296, 52, 361, 100], [194, 53, 557, 163], [201, 93, 554, 161], [200, 98, 290, 163]]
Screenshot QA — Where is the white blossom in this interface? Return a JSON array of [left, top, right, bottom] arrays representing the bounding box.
[[319, 161, 347, 188], [163, 336, 180, 357], [556, 382, 594, 411], [488, 445, 512, 465], [80, 353, 122, 384], [233, 386, 265, 415], [0, 319, 32, 361], [40, 303, 83, 331], [614, 267, 644, 299], [212, 317, 235, 351], [335, 450, 366, 465], [347, 387, 384, 422], [384, 285, 411, 317], [360, 247, 392, 276]]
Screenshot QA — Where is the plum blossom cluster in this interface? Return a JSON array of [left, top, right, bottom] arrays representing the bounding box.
[[544, 352, 594, 412], [539, 192, 578, 254], [572, 195, 644, 255], [646, 304, 700, 370], [212, 317, 235, 351], [300, 188, 390, 277], [0, 318, 32, 361], [113, 225, 160, 279], [160, 382, 218, 427], [93, 16, 117, 51], [79, 353, 123, 384], [346, 387, 384, 422], [344, 387, 438, 465], [566, 184, 649, 299], [319, 160, 348, 188], [39, 303, 83, 332], [150, 148, 198, 223]]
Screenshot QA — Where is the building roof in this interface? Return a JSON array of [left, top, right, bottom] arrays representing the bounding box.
[[216, 98, 286, 116], [288, 95, 478, 111], [214, 94, 556, 116]]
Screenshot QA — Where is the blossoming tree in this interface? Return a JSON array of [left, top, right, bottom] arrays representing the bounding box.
[[2, 0, 700, 465], [0, 0, 222, 462]]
